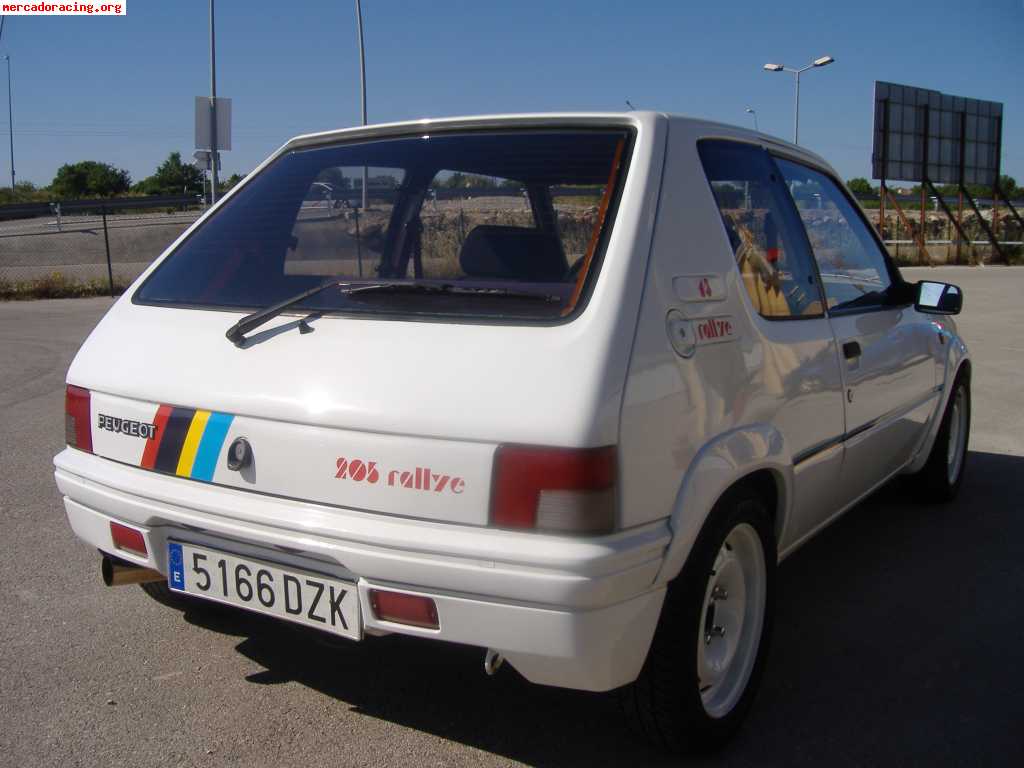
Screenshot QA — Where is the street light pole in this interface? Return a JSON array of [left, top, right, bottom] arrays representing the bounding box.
[[356, 0, 368, 210], [763, 56, 834, 145], [209, 0, 219, 204], [745, 106, 758, 131], [4, 55, 13, 195], [793, 70, 800, 144]]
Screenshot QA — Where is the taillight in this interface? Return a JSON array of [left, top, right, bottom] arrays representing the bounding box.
[[110, 521, 148, 556], [65, 385, 92, 452], [490, 445, 617, 534], [369, 589, 439, 629]]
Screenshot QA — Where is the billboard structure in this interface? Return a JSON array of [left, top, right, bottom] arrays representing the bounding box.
[[871, 81, 1019, 262], [872, 82, 1001, 186]]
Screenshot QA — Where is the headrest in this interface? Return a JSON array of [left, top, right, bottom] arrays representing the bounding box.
[[459, 225, 568, 282]]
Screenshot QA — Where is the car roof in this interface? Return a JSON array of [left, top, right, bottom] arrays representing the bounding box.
[[279, 111, 832, 172]]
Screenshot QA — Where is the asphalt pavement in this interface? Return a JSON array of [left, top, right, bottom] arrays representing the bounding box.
[[1, 266, 1022, 767]]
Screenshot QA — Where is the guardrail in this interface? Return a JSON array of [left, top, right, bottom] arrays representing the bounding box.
[[0, 195, 207, 298], [0, 194, 201, 222]]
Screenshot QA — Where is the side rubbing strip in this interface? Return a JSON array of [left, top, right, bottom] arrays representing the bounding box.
[[140, 404, 173, 469], [191, 412, 234, 482], [792, 436, 843, 466], [153, 408, 196, 474], [176, 410, 211, 477]]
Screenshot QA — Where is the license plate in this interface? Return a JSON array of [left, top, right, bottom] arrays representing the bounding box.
[[167, 541, 360, 640]]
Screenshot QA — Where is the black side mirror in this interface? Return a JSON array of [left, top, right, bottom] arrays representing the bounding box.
[[915, 280, 962, 315]]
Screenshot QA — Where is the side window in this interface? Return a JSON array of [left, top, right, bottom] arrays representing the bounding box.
[[425, 172, 540, 279], [286, 166, 404, 278], [425, 174, 594, 281], [774, 158, 893, 312], [697, 141, 823, 319]]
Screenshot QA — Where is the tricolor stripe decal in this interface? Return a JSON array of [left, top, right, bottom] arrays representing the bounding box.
[[191, 412, 235, 481], [142, 406, 234, 481], [140, 404, 173, 469], [154, 408, 197, 474], [176, 409, 212, 477]]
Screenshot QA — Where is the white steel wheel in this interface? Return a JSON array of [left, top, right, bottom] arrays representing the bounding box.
[[946, 387, 968, 485], [912, 372, 970, 503], [620, 487, 775, 754], [697, 522, 767, 718]]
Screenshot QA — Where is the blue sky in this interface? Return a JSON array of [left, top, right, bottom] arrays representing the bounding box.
[[0, 0, 1021, 187]]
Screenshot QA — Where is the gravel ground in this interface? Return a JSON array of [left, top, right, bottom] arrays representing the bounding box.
[[0, 266, 1022, 767]]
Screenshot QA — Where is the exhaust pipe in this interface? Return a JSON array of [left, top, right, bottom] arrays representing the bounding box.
[[101, 555, 166, 587], [484, 648, 505, 676]]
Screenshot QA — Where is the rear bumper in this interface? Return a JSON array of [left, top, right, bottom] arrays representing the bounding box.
[[55, 448, 668, 691]]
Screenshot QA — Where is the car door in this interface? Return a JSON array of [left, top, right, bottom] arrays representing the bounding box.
[[697, 141, 847, 550], [774, 158, 940, 507]]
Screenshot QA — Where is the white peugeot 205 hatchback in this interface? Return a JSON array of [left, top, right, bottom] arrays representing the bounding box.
[[55, 112, 970, 753]]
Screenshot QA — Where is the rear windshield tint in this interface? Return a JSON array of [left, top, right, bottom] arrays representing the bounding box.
[[134, 130, 630, 321]]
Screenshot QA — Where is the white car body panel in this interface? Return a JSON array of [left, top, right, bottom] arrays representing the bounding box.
[[54, 111, 970, 693]]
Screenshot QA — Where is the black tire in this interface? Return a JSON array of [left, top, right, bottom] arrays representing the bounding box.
[[620, 485, 776, 754], [909, 371, 970, 503]]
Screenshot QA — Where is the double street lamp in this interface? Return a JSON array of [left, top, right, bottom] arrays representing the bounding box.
[[763, 55, 834, 145]]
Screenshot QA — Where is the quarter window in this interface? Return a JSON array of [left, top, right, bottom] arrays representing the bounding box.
[[698, 141, 823, 319], [774, 159, 893, 312]]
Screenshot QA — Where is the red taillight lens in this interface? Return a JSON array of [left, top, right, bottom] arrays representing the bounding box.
[[110, 522, 147, 556], [65, 385, 92, 452], [490, 445, 617, 534], [368, 589, 439, 629]]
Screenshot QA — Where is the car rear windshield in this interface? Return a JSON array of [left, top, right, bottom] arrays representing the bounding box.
[[134, 129, 630, 321]]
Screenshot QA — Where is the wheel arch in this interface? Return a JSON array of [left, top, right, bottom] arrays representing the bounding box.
[[956, 357, 972, 385], [654, 424, 793, 586]]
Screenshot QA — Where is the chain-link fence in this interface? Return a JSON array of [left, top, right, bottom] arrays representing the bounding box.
[[0, 195, 204, 298], [3, 190, 1021, 300]]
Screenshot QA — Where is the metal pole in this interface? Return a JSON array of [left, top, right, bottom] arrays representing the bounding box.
[[956, 188, 963, 264], [879, 179, 886, 241], [209, 0, 219, 204], [793, 70, 800, 144], [878, 100, 888, 241], [4, 55, 14, 195], [356, 0, 367, 211], [101, 205, 114, 298]]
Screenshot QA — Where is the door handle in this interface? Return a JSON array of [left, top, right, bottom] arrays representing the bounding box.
[[843, 341, 862, 360]]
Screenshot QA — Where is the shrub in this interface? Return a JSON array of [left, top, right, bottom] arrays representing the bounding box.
[[0, 272, 127, 300]]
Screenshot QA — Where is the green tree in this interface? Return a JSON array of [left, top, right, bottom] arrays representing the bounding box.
[[221, 173, 246, 193], [0, 181, 50, 204], [50, 161, 131, 199], [133, 152, 204, 196], [846, 177, 875, 196], [440, 171, 466, 189], [998, 175, 1018, 199]]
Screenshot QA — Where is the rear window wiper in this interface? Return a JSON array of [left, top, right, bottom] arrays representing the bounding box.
[[226, 278, 348, 346], [225, 280, 560, 346]]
